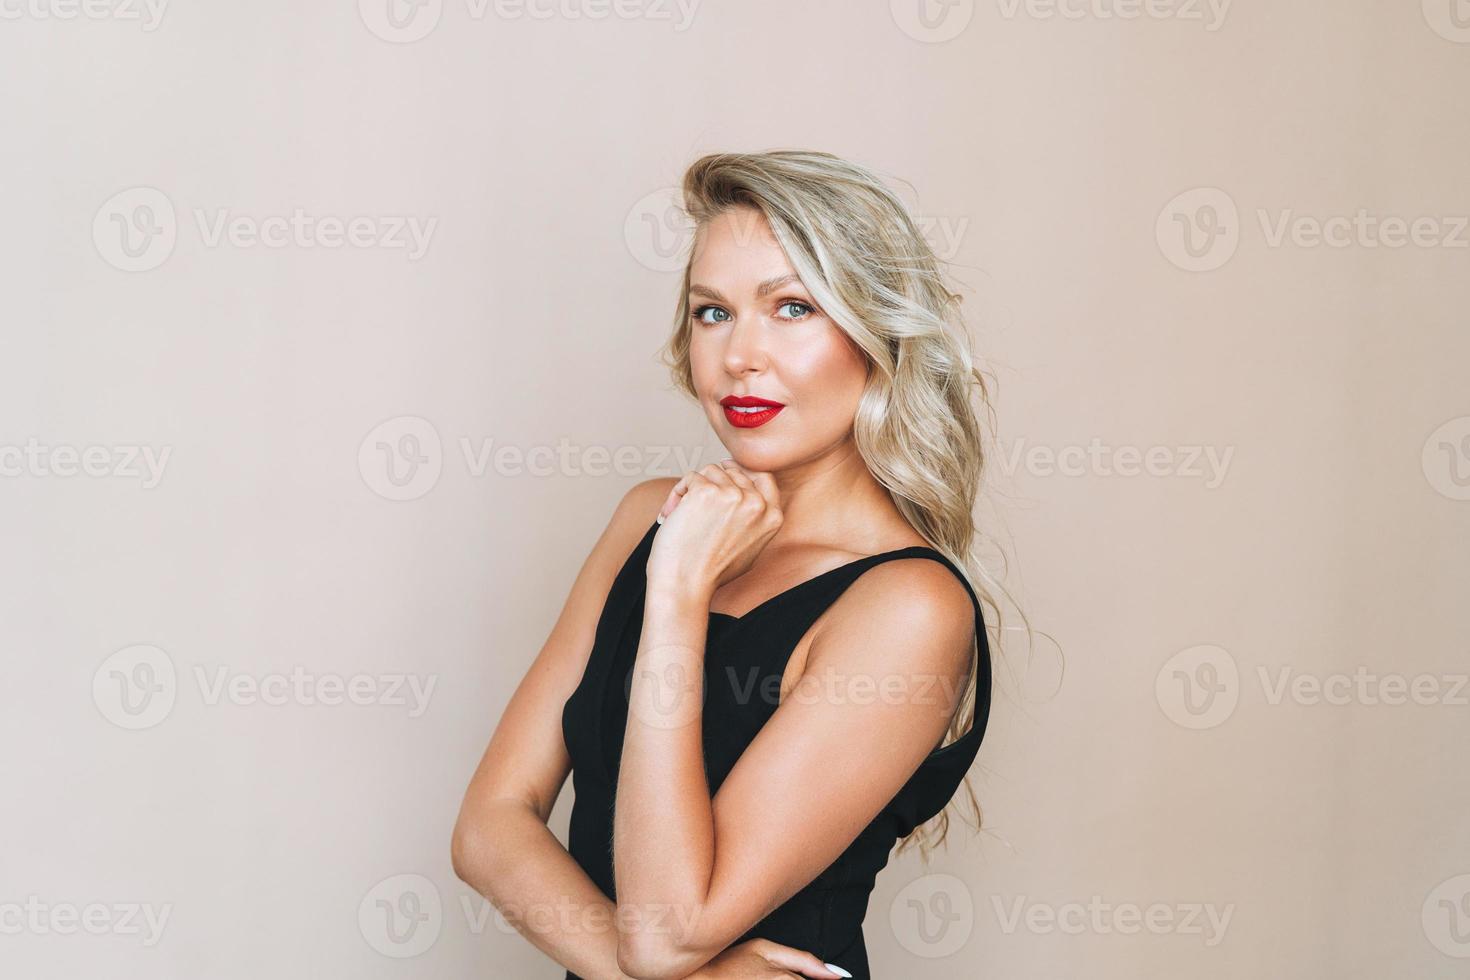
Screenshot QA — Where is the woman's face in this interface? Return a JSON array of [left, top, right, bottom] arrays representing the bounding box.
[[687, 206, 869, 473]]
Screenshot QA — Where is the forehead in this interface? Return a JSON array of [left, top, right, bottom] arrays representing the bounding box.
[[689, 207, 789, 275]]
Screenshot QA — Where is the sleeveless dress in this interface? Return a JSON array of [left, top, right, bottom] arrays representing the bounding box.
[[559, 517, 992, 980]]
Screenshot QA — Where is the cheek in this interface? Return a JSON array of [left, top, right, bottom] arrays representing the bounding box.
[[685, 333, 714, 382], [786, 333, 868, 421], [688, 337, 720, 393], [801, 331, 866, 391]]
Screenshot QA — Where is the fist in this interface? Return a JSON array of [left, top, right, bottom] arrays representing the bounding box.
[[646, 460, 783, 603]]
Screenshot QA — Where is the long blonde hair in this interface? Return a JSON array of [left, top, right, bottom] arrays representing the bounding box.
[[658, 149, 1025, 860]]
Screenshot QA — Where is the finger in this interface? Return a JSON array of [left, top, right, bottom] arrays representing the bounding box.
[[716, 460, 759, 494], [698, 462, 737, 488], [744, 469, 781, 512], [678, 470, 718, 503], [756, 944, 849, 979], [656, 474, 694, 524]]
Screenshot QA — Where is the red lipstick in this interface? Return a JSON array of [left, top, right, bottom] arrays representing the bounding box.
[[719, 394, 785, 429]]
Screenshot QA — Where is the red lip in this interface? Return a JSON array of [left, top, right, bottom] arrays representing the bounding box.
[[719, 394, 785, 429], [719, 395, 785, 408]]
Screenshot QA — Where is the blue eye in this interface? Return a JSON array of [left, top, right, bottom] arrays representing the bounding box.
[[691, 305, 731, 325], [777, 301, 813, 320]]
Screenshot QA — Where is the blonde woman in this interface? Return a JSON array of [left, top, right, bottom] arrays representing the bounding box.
[[454, 151, 996, 980]]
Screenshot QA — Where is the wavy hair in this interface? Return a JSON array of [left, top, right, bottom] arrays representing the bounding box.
[[657, 149, 1033, 860]]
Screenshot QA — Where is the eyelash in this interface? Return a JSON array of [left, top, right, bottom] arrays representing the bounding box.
[[690, 300, 816, 325]]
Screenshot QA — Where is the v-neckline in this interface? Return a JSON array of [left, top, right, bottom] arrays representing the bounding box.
[[703, 544, 944, 624]]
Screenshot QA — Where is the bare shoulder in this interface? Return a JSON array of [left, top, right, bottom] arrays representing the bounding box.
[[612, 476, 678, 537], [809, 556, 978, 678], [564, 476, 675, 608], [845, 555, 975, 625], [623, 475, 679, 516]]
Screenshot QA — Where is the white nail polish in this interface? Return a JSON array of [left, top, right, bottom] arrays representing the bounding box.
[[824, 964, 851, 978], [655, 513, 665, 525]]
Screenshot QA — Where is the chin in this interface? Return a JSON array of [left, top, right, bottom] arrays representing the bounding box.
[[724, 442, 803, 475]]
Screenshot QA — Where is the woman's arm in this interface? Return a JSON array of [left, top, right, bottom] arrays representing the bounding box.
[[454, 801, 635, 979], [614, 552, 976, 980], [452, 477, 676, 980]]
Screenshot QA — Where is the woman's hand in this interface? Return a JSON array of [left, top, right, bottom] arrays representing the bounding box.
[[647, 460, 783, 605], [681, 938, 851, 978]]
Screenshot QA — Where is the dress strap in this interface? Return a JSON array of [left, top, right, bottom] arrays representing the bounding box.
[[773, 544, 991, 731]]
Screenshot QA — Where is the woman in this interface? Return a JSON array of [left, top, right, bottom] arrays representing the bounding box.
[[453, 150, 997, 979]]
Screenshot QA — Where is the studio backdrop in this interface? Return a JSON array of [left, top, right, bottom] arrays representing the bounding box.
[[3, 2, 1467, 977]]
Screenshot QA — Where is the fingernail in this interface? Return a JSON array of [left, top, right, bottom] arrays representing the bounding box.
[[655, 513, 665, 525], [824, 964, 851, 978]]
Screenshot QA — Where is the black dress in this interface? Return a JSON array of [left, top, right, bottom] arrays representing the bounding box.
[[559, 517, 991, 979]]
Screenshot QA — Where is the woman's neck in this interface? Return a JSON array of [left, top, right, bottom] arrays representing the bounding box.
[[761, 440, 920, 555]]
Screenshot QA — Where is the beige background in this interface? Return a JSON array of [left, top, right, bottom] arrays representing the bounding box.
[[3, 1, 1468, 977]]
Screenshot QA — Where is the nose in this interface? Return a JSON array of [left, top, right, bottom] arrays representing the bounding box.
[[721, 317, 768, 377]]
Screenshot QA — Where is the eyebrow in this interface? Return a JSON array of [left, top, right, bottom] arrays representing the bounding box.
[[689, 274, 803, 305]]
